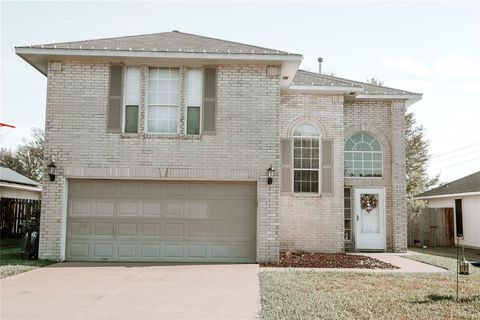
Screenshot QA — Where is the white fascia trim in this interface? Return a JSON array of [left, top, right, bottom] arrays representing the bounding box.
[[355, 94, 422, 100], [0, 182, 42, 192], [288, 85, 364, 94], [414, 191, 480, 200], [15, 47, 303, 62]]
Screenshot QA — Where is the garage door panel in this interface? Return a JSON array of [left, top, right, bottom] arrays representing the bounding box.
[[70, 181, 92, 196], [166, 184, 188, 196], [211, 224, 230, 238], [231, 224, 252, 239], [232, 244, 253, 258], [165, 244, 184, 258], [67, 180, 256, 262], [94, 223, 115, 237], [186, 201, 209, 218], [70, 222, 90, 237], [188, 245, 207, 258], [211, 245, 229, 258], [69, 243, 90, 257], [119, 182, 140, 197], [141, 202, 162, 216], [233, 203, 255, 220], [187, 223, 207, 239], [141, 244, 161, 258], [164, 223, 184, 238], [165, 202, 184, 218], [93, 182, 117, 196], [117, 244, 137, 257], [117, 223, 137, 237], [212, 201, 234, 219], [187, 184, 209, 196], [141, 223, 161, 237], [71, 200, 91, 216], [93, 201, 115, 216], [118, 201, 139, 216], [93, 243, 113, 257], [141, 183, 165, 197]]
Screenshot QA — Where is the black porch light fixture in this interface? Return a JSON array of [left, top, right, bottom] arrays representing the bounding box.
[[47, 158, 57, 181], [267, 165, 275, 185]]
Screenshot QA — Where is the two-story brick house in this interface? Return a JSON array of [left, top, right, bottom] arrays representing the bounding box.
[[16, 31, 421, 262]]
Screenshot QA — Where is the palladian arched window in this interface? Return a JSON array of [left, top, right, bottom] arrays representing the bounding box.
[[344, 132, 383, 177], [293, 124, 320, 192]]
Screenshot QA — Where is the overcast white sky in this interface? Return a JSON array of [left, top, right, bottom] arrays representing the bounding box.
[[1, 1, 479, 183]]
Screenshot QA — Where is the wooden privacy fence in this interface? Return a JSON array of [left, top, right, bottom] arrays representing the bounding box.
[[0, 198, 41, 239], [408, 207, 455, 247]]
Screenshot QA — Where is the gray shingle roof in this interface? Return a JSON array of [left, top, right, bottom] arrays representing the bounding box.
[[0, 167, 40, 187], [292, 70, 420, 95], [23, 31, 300, 56], [415, 171, 480, 198]]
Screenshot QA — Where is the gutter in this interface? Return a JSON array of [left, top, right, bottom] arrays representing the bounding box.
[[414, 191, 480, 200], [288, 85, 364, 94], [0, 182, 42, 192], [15, 47, 303, 62]]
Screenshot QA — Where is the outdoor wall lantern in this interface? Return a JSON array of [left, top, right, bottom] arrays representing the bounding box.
[[267, 165, 275, 185], [47, 158, 57, 182]]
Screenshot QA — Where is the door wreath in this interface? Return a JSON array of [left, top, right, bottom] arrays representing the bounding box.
[[360, 194, 377, 212]]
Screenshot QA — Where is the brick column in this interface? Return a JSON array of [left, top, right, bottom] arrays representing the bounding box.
[[391, 100, 407, 252], [38, 61, 68, 260]]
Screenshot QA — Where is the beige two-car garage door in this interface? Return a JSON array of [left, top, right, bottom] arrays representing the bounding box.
[[66, 180, 257, 262]]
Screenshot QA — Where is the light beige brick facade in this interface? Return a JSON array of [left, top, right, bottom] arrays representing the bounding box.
[[40, 61, 281, 262], [279, 93, 345, 252], [39, 60, 408, 262]]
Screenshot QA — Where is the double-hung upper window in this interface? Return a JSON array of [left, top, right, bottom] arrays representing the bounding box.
[[124, 66, 140, 133], [186, 68, 202, 134], [293, 124, 320, 193], [147, 67, 180, 133]]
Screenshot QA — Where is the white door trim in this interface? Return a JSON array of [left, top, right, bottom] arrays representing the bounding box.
[[354, 187, 386, 251]]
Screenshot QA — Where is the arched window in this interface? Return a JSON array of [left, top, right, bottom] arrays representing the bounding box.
[[344, 132, 383, 177], [293, 124, 320, 192]]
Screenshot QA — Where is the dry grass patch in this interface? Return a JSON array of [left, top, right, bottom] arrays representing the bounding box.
[[260, 254, 480, 319]]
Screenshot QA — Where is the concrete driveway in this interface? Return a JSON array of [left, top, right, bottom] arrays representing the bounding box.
[[1, 263, 260, 320]]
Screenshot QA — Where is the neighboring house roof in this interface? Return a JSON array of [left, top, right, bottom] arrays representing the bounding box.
[[415, 171, 480, 199], [292, 70, 420, 96], [0, 167, 40, 187], [22, 30, 299, 56]]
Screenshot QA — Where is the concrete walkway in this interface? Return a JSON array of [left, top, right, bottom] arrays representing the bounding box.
[[262, 253, 448, 273], [359, 253, 448, 273], [1, 263, 261, 320]]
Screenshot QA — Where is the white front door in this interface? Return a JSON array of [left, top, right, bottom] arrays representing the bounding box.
[[355, 188, 385, 250]]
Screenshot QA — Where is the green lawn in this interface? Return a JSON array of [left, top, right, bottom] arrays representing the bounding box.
[[0, 239, 54, 279], [409, 246, 480, 263], [260, 254, 480, 319]]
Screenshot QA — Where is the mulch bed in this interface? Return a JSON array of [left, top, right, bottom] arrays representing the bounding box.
[[261, 252, 399, 269]]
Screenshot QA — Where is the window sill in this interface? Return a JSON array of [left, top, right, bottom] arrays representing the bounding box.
[[282, 192, 330, 198], [121, 133, 202, 140], [344, 176, 384, 179]]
